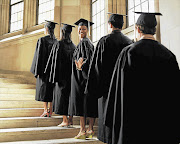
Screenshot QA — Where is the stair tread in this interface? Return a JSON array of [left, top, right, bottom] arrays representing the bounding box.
[[0, 125, 97, 133], [0, 137, 103, 144], [0, 116, 79, 120]]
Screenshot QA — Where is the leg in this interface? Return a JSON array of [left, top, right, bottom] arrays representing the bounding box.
[[40, 102, 48, 117], [49, 102, 53, 117], [86, 117, 95, 139], [57, 115, 69, 127], [68, 116, 73, 126], [74, 116, 86, 139]]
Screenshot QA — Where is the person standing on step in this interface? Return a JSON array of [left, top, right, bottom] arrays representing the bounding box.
[[46, 23, 76, 127], [104, 12, 180, 144], [84, 13, 133, 144], [30, 20, 58, 117], [68, 18, 96, 139]]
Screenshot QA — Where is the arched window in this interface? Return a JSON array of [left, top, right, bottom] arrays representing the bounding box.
[[10, 0, 24, 32]]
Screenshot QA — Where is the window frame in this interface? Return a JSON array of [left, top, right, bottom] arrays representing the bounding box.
[[37, 0, 55, 25], [91, 0, 106, 44], [9, 0, 24, 33]]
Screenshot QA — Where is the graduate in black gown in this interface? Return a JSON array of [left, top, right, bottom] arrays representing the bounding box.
[[52, 23, 76, 127], [85, 13, 132, 144], [68, 18, 96, 139], [104, 12, 180, 144], [30, 20, 58, 117]]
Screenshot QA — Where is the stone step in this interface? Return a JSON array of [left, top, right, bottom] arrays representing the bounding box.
[[0, 100, 43, 108], [0, 94, 35, 100], [0, 137, 104, 144], [0, 116, 80, 129], [0, 72, 36, 85], [0, 78, 33, 84], [0, 125, 98, 142], [0, 108, 44, 117], [0, 88, 35, 94], [0, 83, 35, 89]]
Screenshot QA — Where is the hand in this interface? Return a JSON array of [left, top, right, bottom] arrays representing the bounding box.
[[75, 57, 84, 70]]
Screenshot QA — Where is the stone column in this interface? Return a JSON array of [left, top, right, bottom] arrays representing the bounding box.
[[154, 0, 161, 42], [0, 0, 10, 35], [54, 0, 61, 40], [23, 0, 37, 33]]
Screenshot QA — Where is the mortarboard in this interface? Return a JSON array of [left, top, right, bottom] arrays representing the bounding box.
[[134, 12, 162, 28], [74, 18, 94, 28], [107, 12, 127, 29], [61, 23, 75, 33], [45, 20, 59, 29]]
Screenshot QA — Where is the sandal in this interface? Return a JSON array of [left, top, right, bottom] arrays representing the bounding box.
[[86, 130, 94, 139], [40, 111, 49, 117], [74, 131, 86, 139], [57, 122, 69, 127]]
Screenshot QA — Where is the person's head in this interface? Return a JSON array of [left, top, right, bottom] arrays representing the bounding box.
[[108, 13, 125, 32], [135, 24, 156, 40], [134, 12, 162, 40], [74, 18, 94, 40], [60, 23, 75, 43], [44, 20, 58, 38]]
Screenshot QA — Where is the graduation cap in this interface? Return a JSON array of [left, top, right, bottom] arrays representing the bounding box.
[[107, 12, 127, 29], [134, 12, 162, 28], [61, 23, 75, 33], [74, 18, 94, 28], [45, 20, 59, 29]]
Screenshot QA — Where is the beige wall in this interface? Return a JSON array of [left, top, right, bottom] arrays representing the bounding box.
[[0, 0, 91, 72], [159, 0, 180, 66]]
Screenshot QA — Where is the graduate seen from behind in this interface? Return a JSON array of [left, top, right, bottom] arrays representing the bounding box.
[[68, 18, 96, 139], [84, 13, 132, 144], [30, 20, 58, 117], [104, 12, 180, 144], [45, 23, 76, 127]]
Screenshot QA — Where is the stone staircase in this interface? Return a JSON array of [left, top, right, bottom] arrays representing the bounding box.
[[0, 70, 104, 144]]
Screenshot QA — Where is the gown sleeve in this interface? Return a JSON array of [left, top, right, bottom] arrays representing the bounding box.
[[80, 40, 94, 79], [30, 38, 43, 78], [84, 38, 105, 99]]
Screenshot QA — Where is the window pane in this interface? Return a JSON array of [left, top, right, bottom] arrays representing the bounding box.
[[135, 0, 141, 6], [38, 0, 54, 24], [128, 9, 134, 26], [100, 0, 105, 11], [128, 0, 155, 27], [92, 0, 105, 43], [92, 16, 97, 29], [97, 26, 101, 41], [97, 13, 100, 27], [11, 0, 22, 5], [101, 10, 105, 25], [101, 24, 104, 37], [128, 0, 134, 9], [92, 2, 96, 16], [92, 28, 97, 42], [142, 1, 149, 12], [97, 0, 100, 13]]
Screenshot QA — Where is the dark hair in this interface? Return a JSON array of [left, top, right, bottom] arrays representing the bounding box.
[[44, 24, 55, 39], [60, 29, 72, 43], [110, 21, 123, 29], [136, 24, 156, 35]]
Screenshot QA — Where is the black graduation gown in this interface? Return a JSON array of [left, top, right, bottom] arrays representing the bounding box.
[[85, 30, 132, 144], [104, 39, 180, 144], [53, 40, 76, 115], [68, 38, 96, 117], [30, 35, 58, 102]]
